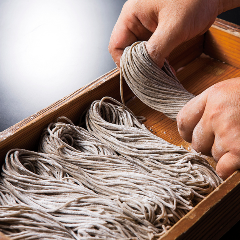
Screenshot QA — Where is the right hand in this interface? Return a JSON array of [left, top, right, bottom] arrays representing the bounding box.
[[109, 0, 235, 68], [177, 78, 240, 180]]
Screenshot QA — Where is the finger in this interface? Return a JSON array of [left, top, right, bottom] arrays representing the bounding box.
[[108, 3, 153, 67], [191, 118, 215, 156], [211, 135, 226, 161], [177, 91, 208, 143], [109, 21, 152, 68], [108, 26, 135, 67], [145, 13, 189, 68], [216, 152, 240, 180]]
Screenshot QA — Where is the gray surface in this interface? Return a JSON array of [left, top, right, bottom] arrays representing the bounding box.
[[0, 0, 126, 131]]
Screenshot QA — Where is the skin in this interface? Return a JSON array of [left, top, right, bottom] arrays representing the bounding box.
[[177, 79, 240, 180], [109, 0, 240, 180]]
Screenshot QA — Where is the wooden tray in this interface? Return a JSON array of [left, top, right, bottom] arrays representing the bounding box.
[[0, 18, 240, 240]]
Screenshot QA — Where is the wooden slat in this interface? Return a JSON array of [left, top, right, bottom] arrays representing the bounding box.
[[160, 171, 240, 240], [0, 69, 130, 163], [204, 18, 240, 69], [169, 35, 204, 71], [178, 53, 240, 94]]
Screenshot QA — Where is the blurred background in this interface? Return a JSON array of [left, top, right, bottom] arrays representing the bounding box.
[[0, 0, 126, 131], [0, 1, 239, 238]]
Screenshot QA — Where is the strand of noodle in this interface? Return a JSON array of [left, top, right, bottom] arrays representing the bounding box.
[[120, 41, 195, 120], [39, 116, 116, 156], [0, 205, 76, 240]]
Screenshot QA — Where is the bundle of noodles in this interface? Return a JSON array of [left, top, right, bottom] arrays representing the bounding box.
[[39, 116, 116, 156], [1, 148, 193, 238], [50, 196, 162, 239], [0, 205, 75, 240], [1, 149, 94, 211], [1, 149, 160, 239], [120, 41, 194, 120], [38, 118, 204, 214], [0, 193, 160, 239], [0, 98, 223, 239], [86, 97, 222, 201]]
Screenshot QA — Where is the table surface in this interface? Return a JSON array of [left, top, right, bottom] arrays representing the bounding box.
[[0, 1, 239, 238]]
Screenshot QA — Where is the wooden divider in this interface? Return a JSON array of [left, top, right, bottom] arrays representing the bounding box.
[[204, 19, 240, 69]]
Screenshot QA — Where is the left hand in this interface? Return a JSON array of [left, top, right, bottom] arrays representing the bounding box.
[[177, 78, 240, 180]]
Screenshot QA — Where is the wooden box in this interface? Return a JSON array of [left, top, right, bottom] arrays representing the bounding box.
[[0, 18, 240, 239]]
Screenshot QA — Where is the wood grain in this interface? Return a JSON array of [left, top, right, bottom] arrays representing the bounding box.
[[160, 170, 240, 240], [168, 35, 204, 70], [0, 233, 11, 240], [204, 19, 240, 69]]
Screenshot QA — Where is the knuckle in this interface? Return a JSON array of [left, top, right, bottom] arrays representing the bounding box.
[[108, 44, 113, 54], [191, 139, 201, 153], [176, 111, 186, 133], [122, 0, 135, 11]]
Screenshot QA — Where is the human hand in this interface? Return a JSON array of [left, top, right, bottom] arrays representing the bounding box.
[[177, 78, 240, 180], [109, 0, 225, 68]]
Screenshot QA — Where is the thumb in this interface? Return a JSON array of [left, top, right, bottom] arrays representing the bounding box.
[[216, 152, 240, 180]]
